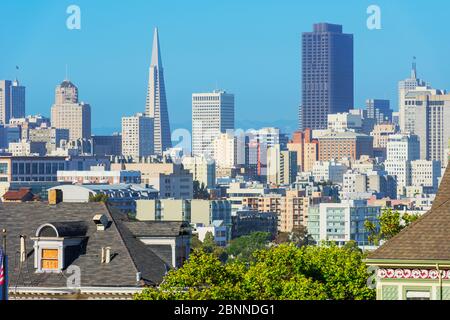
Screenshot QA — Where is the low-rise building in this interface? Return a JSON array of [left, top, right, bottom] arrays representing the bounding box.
[[318, 131, 374, 162], [111, 158, 193, 199], [8, 140, 47, 156], [182, 155, 216, 188], [307, 200, 381, 246], [193, 221, 228, 247], [48, 184, 158, 213], [57, 166, 141, 184], [231, 209, 278, 239], [312, 160, 347, 184], [136, 199, 232, 241]]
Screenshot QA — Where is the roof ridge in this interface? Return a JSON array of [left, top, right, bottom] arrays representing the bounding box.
[[367, 165, 450, 261], [107, 204, 168, 285], [105, 204, 141, 276]]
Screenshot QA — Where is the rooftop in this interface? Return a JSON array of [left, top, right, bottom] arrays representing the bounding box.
[[0, 202, 173, 289], [367, 165, 450, 261]]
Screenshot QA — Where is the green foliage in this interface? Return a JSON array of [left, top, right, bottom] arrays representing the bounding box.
[[191, 232, 228, 263], [365, 208, 421, 245], [134, 244, 375, 300], [193, 181, 210, 200], [275, 225, 312, 247], [227, 232, 272, 261], [89, 193, 109, 203]]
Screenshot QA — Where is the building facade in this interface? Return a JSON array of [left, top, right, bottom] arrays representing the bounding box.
[[366, 99, 392, 124], [0, 79, 25, 125], [121, 113, 154, 158], [51, 80, 91, 142], [300, 23, 354, 130], [192, 90, 235, 159]]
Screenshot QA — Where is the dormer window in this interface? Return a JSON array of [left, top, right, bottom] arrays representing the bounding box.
[[32, 222, 88, 273]]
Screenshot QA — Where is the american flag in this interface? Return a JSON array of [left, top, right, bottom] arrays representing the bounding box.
[[0, 248, 4, 286]]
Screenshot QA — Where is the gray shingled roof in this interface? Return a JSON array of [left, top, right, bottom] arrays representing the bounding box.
[[367, 165, 450, 261], [0, 202, 170, 290], [123, 221, 191, 237]]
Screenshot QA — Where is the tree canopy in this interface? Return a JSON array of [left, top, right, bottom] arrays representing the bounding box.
[[193, 181, 210, 200], [365, 207, 420, 246], [134, 244, 375, 300], [226, 232, 272, 261]]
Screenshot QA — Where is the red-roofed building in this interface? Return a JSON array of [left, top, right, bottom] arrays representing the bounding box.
[[2, 188, 35, 202]]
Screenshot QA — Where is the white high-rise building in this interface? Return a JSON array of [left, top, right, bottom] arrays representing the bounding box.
[[213, 132, 237, 169], [51, 80, 91, 142], [411, 160, 441, 192], [384, 134, 420, 196], [267, 144, 298, 185], [145, 28, 172, 155], [192, 90, 234, 159], [0, 79, 25, 125], [414, 94, 450, 165], [398, 59, 446, 134], [121, 113, 154, 158]]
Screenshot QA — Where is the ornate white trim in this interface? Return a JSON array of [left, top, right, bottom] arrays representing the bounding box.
[[378, 268, 450, 280]]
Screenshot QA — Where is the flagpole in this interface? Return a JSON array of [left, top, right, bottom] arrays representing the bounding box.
[[1, 229, 6, 301]]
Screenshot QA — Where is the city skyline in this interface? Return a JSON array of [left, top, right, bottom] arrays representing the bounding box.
[[2, 1, 450, 135]]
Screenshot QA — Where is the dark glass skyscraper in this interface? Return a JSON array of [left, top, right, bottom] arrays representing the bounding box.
[[300, 23, 354, 130]]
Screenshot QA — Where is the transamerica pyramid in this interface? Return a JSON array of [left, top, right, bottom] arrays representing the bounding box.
[[145, 28, 172, 155]]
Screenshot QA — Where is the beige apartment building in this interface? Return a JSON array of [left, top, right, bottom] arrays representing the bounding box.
[[371, 123, 396, 149], [111, 161, 193, 199], [242, 190, 333, 233], [136, 199, 232, 241], [287, 129, 319, 173], [181, 156, 216, 188], [51, 80, 91, 141]]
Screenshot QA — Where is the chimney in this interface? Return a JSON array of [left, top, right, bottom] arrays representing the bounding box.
[[105, 247, 111, 264], [20, 235, 26, 263], [101, 247, 106, 264], [48, 189, 63, 205], [93, 214, 109, 231]]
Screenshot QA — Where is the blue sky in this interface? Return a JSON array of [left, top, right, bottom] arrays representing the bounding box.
[[1, 0, 449, 134]]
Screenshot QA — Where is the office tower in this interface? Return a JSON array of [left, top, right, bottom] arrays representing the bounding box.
[[267, 144, 298, 186], [300, 23, 354, 130], [182, 156, 216, 188], [366, 99, 392, 124], [414, 94, 450, 164], [121, 113, 154, 158], [384, 134, 420, 196], [29, 126, 70, 155], [145, 28, 172, 155], [192, 90, 235, 158], [0, 79, 26, 125], [92, 134, 122, 157], [51, 80, 91, 141], [398, 59, 443, 133], [214, 132, 237, 169]]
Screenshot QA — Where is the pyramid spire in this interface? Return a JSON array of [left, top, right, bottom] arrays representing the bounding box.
[[145, 27, 172, 155], [151, 28, 163, 68]]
